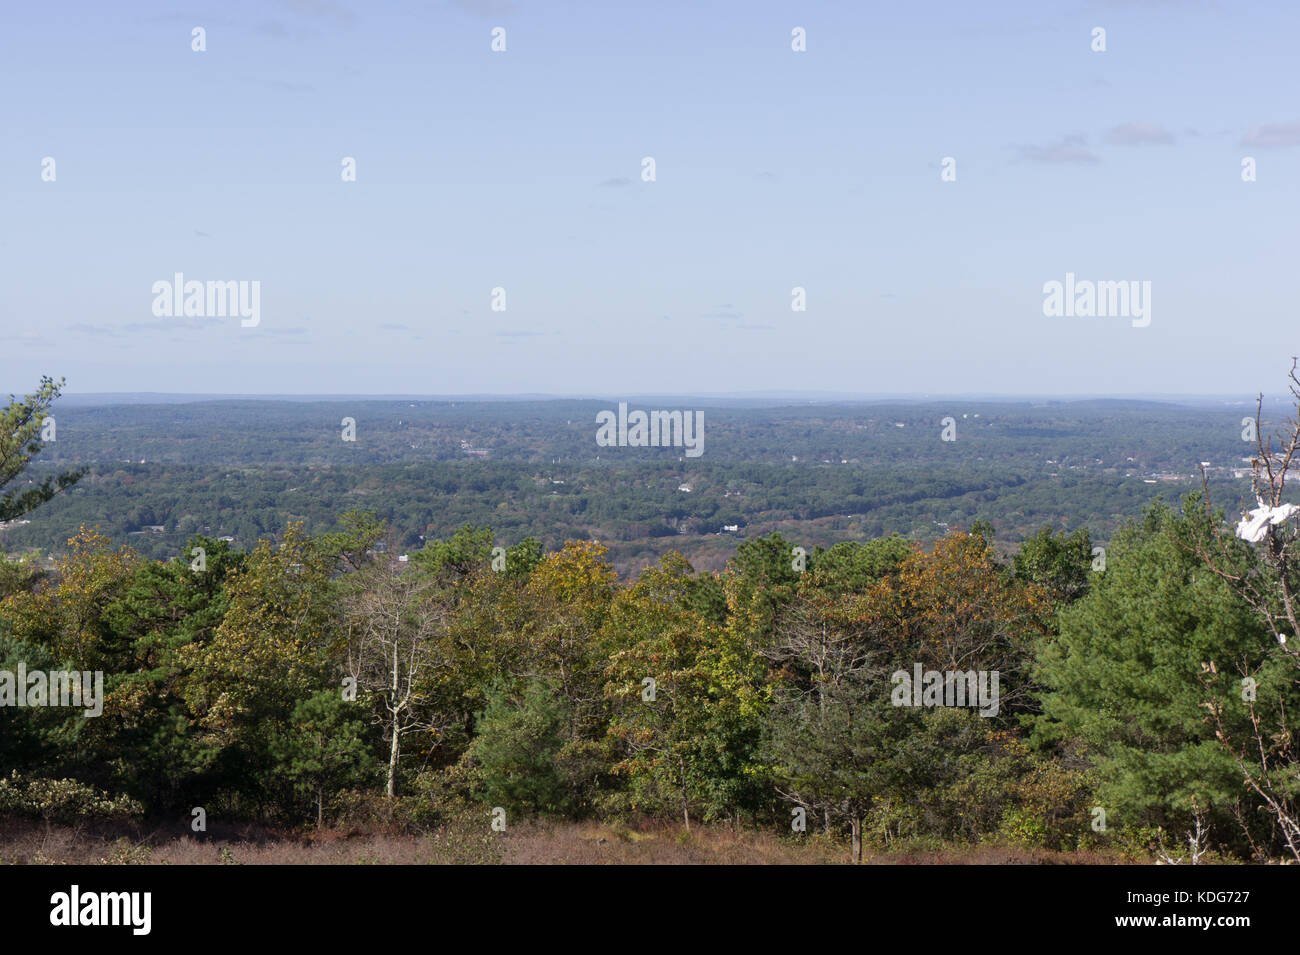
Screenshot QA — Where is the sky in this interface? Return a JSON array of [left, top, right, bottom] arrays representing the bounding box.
[[2, 0, 1299, 397]]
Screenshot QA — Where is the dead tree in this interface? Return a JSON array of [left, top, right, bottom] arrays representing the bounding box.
[[343, 558, 453, 798], [1187, 358, 1300, 860]]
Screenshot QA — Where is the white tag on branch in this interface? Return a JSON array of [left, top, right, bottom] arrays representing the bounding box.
[[1235, 499, 1300, 542]]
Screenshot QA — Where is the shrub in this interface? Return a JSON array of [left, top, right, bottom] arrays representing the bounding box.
[[0, 771, 143, 824]]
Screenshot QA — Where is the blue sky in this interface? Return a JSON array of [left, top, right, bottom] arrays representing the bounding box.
[[2, 0, 1298, 396]]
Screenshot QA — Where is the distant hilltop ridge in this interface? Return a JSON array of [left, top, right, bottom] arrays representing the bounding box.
[[38, 392, 1294, 410]]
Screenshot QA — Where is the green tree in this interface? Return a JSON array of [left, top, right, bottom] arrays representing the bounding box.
[[0, 526, 137, 670], [724, 533, 803, 656], [1035, 501, 1275, 855], [0, 556, 44, 602], [412, 525, 494, 578], [768, 665, 926, 862], [0, 376, 86, 522], [93, 536, 243, 810], [807, 536, 915, 594], [464, 678, 575, 816], [270, 689, 376, 827], [1014, 526, 1094, 605], [605, 553, 768, 828], [179, 524, 340, 807]]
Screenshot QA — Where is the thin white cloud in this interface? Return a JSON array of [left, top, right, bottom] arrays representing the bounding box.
[[1014, 134, 1099, 164], [452, 0, 518, 17], [1106, 122, 1176, 145], [1242, 122, 1300, 149]]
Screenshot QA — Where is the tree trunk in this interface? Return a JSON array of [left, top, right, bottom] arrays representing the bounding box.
[[317, 787, 324, 828], [680, 765, 691, 832], [386, 727, 400, 798], [850, 815, 862, 864]]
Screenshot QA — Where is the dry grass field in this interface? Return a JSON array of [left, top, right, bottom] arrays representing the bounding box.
[[0, 818, 1142, 865]]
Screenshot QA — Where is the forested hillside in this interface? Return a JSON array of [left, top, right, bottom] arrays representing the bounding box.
[[3, 396, 1266, 576]]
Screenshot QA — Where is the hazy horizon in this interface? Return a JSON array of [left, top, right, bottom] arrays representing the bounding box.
[[30, 389, 1291, 406]]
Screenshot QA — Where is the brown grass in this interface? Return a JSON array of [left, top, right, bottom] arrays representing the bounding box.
[[501, 819, 846, 865], [0, 817, 1141, 865]]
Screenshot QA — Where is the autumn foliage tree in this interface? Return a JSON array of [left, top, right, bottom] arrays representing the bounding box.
[[605, 552, 768, 829]]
